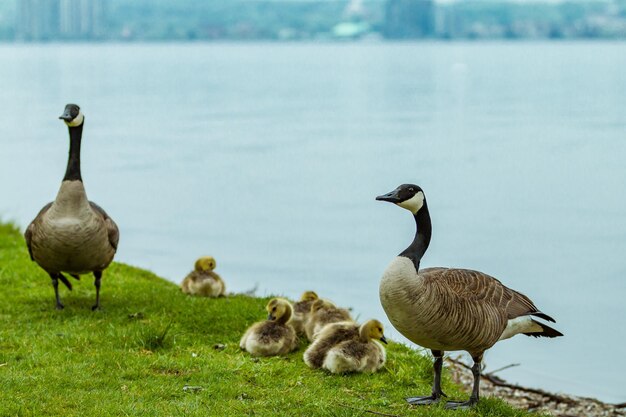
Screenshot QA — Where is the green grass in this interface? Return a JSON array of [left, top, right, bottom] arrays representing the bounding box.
[[0, 222, 538, 416]]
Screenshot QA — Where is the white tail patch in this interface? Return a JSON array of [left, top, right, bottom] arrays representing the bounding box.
[[499, 316, 543, 341], [397, 191, 424, 214]]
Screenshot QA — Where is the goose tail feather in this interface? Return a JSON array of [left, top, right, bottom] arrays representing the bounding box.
[[530, 311, 556, 323], [524, 319, 563, 338]]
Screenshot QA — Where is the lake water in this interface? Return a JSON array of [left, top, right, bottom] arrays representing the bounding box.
[[0, 42, 624, 403]]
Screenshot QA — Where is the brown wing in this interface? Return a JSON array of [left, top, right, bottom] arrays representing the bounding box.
[[89, 202, 119, 251], [422, 268, 545, 321], [24, 202, 53, 260]]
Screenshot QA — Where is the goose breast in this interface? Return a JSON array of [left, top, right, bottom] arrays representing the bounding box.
[[380, 257, 509, 353]]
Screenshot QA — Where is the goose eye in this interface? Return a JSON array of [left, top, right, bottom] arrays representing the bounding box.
[[272, 307, 277, 312]]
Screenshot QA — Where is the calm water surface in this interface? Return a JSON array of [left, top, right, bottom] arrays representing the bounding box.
[[1, 42, 625, 402]]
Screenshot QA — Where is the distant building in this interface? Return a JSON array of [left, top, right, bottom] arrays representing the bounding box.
[[59, 0, 105, 38], [384, 0, 434, 39], [17, 0, 60, 41], [17, 0, 105, 40]]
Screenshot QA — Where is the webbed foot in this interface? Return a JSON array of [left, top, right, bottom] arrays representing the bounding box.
[[406, 391, 447, 405], [444, 397, 478, 410]]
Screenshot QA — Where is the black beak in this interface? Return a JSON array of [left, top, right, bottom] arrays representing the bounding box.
[[267, 314, 274, 321], [380, 335, 388, 344], [376, 190, 401, 203], [59, 112, 73, 121], [59, 104, 79, 122]]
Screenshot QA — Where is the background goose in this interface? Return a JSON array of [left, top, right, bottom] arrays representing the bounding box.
[[239, 298, 298, 357], [322, 319, 387, 374], [181, 256, 225, 297], [376, 184, 562, 409], [304, 299, 352, 342], [24, 104, 119, 310], [290, 290, 318, 336]]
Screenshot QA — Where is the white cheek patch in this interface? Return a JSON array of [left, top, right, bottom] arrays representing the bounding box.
[[65, 111, 84, 127], [397, 191, 424, 214]]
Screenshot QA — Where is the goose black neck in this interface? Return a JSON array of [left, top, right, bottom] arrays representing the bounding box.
[[399, 202, 432, 271], [63, 122, 83, 182]]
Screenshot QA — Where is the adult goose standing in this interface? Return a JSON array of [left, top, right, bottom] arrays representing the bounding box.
[[376, 184, 562, 409], [24, 104, 119, 310]]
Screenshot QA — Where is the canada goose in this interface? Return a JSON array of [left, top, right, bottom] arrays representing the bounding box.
[[376, 184, 562, 409], [239, 298, 298, 357], [304, 319, 387, 373], [322, 320, 387, 374], [290, 291, 319, 335], [24, 104, 119, 310], [181, 256, 225, 297], [304, 299, 353, 342]]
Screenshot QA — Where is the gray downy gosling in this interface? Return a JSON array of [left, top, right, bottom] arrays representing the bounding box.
[[304, 319, 387, 372], [322, 319, 387, 374], [377, 184, 562, 409], [304, 299, 353, 342], [290, 290, 319, 336], [25, 104, 119, 310], [181, 256, 225, 297], [239, 298, 298, 357]]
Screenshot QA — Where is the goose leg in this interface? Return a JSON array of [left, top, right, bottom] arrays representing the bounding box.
[[445, 353, 482, 410], [92, 271, 102, 311], [49, 273, 64, 310], [406, 350, 447, 405]]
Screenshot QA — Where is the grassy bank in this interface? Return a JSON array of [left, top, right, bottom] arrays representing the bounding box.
[[0, 222, 537, 416]]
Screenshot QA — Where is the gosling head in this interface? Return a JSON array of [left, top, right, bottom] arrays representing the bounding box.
[[300, 291, 319, 302], [59, 103, 84, 127], [310, 299, 335, 313], [194, 256, 217, 272], [266, 298, 293, 323], [361, 319, 387, 344], [376, 184, 425, 215]]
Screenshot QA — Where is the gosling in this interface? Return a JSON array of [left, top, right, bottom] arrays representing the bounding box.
[[239, 298, 298, 357], [181, 256, 225, 297], [323, 320, 387, 374], [304, 299, 353, 342], [304, 320, 359, 369], [290, 291, 319, 336]]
